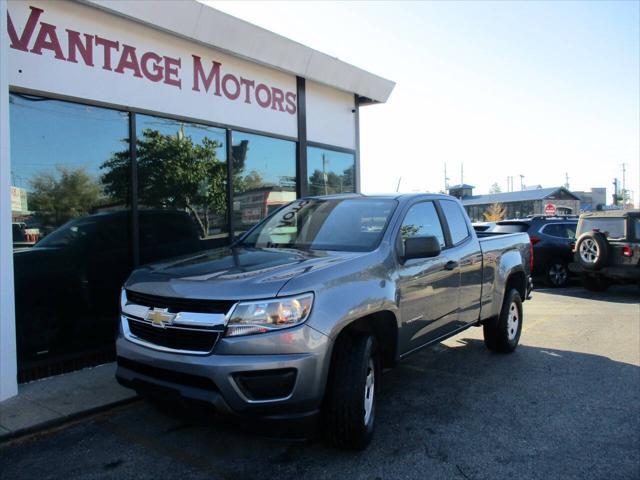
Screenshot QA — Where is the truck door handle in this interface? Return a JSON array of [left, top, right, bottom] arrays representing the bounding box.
[[444, 260, 459, 271]]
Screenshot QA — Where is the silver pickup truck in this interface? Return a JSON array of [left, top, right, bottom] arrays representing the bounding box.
[[116, 194, 532, 449]]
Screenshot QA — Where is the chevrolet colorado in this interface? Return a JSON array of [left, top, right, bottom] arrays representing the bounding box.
[[116, 194, 532, 449]]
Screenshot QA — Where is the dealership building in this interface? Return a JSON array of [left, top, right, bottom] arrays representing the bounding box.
[[0, 0, 394, 400]]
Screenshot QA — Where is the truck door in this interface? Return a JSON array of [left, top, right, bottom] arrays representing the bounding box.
[[396, 201, 460, 354], [438, 199, 483, 328]]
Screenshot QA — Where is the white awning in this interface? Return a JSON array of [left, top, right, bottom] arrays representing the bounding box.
[[80, 0, 396, 103]]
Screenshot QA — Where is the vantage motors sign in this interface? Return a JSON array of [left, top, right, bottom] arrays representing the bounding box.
[[6, 1, 298, 137]]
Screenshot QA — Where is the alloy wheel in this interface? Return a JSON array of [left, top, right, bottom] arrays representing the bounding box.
[[363, 358, 375, 426], [579, 238, 599, 264], [507, 302, 519, 341]]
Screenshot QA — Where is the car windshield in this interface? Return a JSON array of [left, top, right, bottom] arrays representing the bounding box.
[[36, 217, 101, 248], [579, 218, 625, 240], [239, 197, 397, 252]]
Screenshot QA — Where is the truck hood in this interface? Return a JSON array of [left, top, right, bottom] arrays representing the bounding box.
[[125, 246, 363, 301]]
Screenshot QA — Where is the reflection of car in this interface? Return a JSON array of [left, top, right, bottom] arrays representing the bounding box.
[[490, 216, 578, 287], [116, 194, 531, 450], [14, 209, 201, 361], [12, 222, 38, 248], [569, 210, 640, 291]]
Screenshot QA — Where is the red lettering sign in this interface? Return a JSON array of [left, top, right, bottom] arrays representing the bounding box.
[[7, 5, 297, 114]]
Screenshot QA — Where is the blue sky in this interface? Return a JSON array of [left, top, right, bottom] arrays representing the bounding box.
[[210, 0, 639, 205]]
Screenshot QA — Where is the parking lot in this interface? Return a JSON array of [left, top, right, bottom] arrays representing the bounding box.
[[1, 285, 638, 480]]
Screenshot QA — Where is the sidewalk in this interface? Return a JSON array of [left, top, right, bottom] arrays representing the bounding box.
[[0, 363, 137, 442]]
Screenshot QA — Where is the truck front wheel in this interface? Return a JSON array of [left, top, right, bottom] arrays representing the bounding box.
[[325, 332, 379, 450], [483, 288, 523, 353]]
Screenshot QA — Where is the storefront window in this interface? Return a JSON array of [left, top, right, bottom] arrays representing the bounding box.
[[307, 146, 355, 196], [9, 94, 130, 368], [231, 131, 296, 234], [133, 115, 229, 260]]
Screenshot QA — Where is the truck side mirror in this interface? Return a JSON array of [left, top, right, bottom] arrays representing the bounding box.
[[403, 235, 441, 261]]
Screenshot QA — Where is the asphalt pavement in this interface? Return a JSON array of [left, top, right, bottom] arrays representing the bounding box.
[[1, 285, 638, 480]]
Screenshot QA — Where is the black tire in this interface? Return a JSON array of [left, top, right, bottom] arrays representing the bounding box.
[[483, 289, 523, 353], [576, 232, 609, 270], [545, 260, 569, 288], [325, 332, 379, 450], [582, 275, 610, 292]]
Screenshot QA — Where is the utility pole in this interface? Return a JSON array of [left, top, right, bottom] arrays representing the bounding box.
[[612, 178, 619, 205], [564, 172, 570, 190], [322, 154, 328, 195], [621, 163, 627, 205], [444, 163, 450, 192], [396, 177, 402, 193], [460, 162, 464, 185], [519, 175, 524, 191]]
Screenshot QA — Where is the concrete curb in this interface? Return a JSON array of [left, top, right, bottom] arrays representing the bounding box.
[[0, 395, 140, 445]]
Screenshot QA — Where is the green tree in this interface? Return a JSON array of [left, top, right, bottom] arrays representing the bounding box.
[[489, 182, 502, 194], [29, 165, 103, 230], [101, 128, 227, 237]]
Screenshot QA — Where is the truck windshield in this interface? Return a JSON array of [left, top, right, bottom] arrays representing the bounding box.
[[239, 198, 397, 252]]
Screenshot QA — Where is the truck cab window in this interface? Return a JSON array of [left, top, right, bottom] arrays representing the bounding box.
[[398, 201, 446, 255], [439, 199, 470, 245]]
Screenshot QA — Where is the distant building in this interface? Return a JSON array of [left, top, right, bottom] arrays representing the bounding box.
[[452, 185, 581, 221], [573, 188, 607, 211]]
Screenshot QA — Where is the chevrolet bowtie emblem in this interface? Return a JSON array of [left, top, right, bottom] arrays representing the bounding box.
[[146, 308, 176, 328]]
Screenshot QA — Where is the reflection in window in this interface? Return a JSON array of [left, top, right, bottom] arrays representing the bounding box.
[[307, 147, 355, 196], [400, 202, 446, 251], [440, 200, 470, 244], [9, 94, 130, 368], [128, 115, 228, 259], [232, 131, 296, 234]]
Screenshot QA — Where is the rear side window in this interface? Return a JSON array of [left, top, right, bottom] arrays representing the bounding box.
[[542, 223, 576, 239], [440, 200, 470, 244], [493, 223, 530, 233], [579, 218, 625, 240], [399, 202, 446, 249], [635, 219, 640, 240]]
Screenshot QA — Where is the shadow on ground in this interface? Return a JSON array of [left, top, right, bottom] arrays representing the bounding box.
[[1, 336, 638, 480], [534, 284, 639, 304]]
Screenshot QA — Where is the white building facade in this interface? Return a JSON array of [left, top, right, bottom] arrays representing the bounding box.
[[0, 0, 394, 400]]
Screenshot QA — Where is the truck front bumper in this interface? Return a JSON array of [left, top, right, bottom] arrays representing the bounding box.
[[115, 323, 332, 421]]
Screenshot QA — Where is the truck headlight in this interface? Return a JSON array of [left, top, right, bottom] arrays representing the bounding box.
[[225, 293, 313, 337]]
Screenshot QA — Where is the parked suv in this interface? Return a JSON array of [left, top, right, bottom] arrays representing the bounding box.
[[488, 216, 578, 287], [569, 210, 640, 291]]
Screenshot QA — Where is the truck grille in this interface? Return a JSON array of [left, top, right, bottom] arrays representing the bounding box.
[[127, 318, 221, 353], [125, 290, 234, 315]]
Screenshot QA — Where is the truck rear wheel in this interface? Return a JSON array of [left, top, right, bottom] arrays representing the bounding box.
[[325, 332, 379, 450], [483, 288, 522, 353]]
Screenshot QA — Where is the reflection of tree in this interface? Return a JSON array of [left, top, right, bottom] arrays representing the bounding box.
[[101, 129, 227, 237], [400, 224, 420, 240], [484, 202, 506, 221], [29, 165, 102, 230], [309, 165, 354, 196], [235, 170, 264, 192]]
